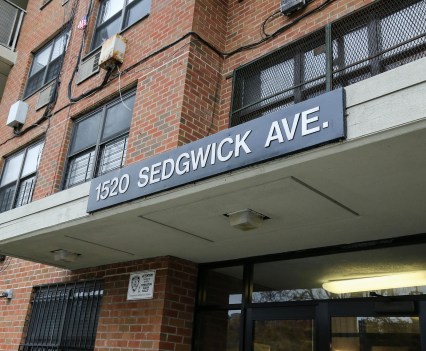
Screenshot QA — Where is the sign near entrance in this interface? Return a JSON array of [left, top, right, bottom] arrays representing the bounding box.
[[127, 270, 156, 300], [87, 88, 345, 212]]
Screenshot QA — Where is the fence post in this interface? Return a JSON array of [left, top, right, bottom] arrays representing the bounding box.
[[325, 23, 333, 91]]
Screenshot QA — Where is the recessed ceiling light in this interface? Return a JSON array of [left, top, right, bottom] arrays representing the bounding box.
[[51, 249, 80, 263]]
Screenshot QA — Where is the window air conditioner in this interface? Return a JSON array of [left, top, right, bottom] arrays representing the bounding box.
[[7, 100, 28, 128], [280, 0, 307, 15], [99, 34, 127, 70]]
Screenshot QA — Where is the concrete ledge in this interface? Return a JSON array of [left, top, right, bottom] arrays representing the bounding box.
[[0, 182, 90, 241], [0, 45, 17, 66], [346, 58, 426, 140], [346, 57, 426, 108]]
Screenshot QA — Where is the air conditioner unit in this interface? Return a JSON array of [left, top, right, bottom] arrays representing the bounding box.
[[77, 51, 101, 84], [281, 0, 307, 15], [99, 34, 127, 70], [7, 100, 28, 128]]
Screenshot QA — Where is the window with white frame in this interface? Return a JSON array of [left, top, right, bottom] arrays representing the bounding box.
[[0, 140, 44, 213], [91, 0, 151, 50], [24, 30, 70, 98], [64, 91, 135, 189]]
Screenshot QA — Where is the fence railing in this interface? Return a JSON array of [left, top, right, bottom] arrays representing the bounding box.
[[231, 0, 426, 126], [0, 0, 25, 51]]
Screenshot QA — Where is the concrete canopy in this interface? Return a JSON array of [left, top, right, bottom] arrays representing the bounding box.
[[0, 58, 425, 282]]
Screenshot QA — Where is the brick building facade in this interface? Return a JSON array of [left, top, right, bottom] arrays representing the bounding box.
[[0, 0, 425, 350]]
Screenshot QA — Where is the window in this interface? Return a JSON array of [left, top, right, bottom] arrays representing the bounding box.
[[231, 29, 325, 126], [20, 281, 103, 351], [92, 0, 151, 50], [24, 30, 70, 98], [0, 141, 44, 213], [230, 0, 426, 126], [64, 91, 135, 188], [331, 0, 426, 87]]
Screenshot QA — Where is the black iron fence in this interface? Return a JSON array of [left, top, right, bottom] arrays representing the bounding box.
[[231, 0, 426, 126]]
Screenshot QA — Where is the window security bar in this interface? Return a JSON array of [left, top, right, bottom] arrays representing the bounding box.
[[19, 280, 103, 351], [232, 31, 426, 118], [231, 0, 426, 126]]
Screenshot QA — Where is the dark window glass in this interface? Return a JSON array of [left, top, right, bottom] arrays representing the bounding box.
[[202, 266, 243, 306], [195, 310, 241, 351], [0, 185, 15, 213], [125, 0, 151, 28], [92, 0, 151, 50], [70, 111, 102, 154], [64, 91, 135, 188], [24, 31, 69, 98], [0, 141, 44, 213], [20, 281, 103, 351], [92, 16, 122, 50], [102, 94, 135, 141], [254, 319, 314, 351], [331, 316, 420, 351]]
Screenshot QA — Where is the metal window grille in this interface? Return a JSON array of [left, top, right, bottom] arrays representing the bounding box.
[[15, 176, 36, 208], [230, 0, 426, 126], [65, 150, 96, 188], [19, 280, 103, 351], [0, 185, 15, 212], [98, 136, 128, 176]]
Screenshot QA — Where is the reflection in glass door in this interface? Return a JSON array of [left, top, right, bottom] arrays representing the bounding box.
[[247, 306, 315, 351], [246, 300, 424, 351], [331, 316, 421, 351], [254, 319, 314, 351]]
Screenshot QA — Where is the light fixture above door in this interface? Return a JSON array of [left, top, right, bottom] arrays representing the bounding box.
[[322, 270, 426, 294]]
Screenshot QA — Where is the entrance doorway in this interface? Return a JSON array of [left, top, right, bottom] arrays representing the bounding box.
[[194, 235, 426, 351], [246, 298, 426, 351]]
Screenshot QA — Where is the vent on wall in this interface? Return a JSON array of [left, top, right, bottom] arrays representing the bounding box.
[[76, 51, 101, 84], [36, 82, 55, 110]]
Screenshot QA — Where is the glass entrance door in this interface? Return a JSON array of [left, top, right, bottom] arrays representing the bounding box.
[[329, 300, 423, 351], [246, 305, 316, 351], [245, 299, 425, 351], [331, 315, 420, 351]]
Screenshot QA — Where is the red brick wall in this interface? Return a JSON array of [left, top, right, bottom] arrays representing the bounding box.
[[0, 256, 197, 351], [0, 0, 375, 198], [0, 0, 378, 350]]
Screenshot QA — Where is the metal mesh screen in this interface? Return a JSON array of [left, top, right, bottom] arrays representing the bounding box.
[[331, 0, 426, 88], [19, 281, 103, 351], [232, 28, 326, 125], [231, 0, 426, 126]]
